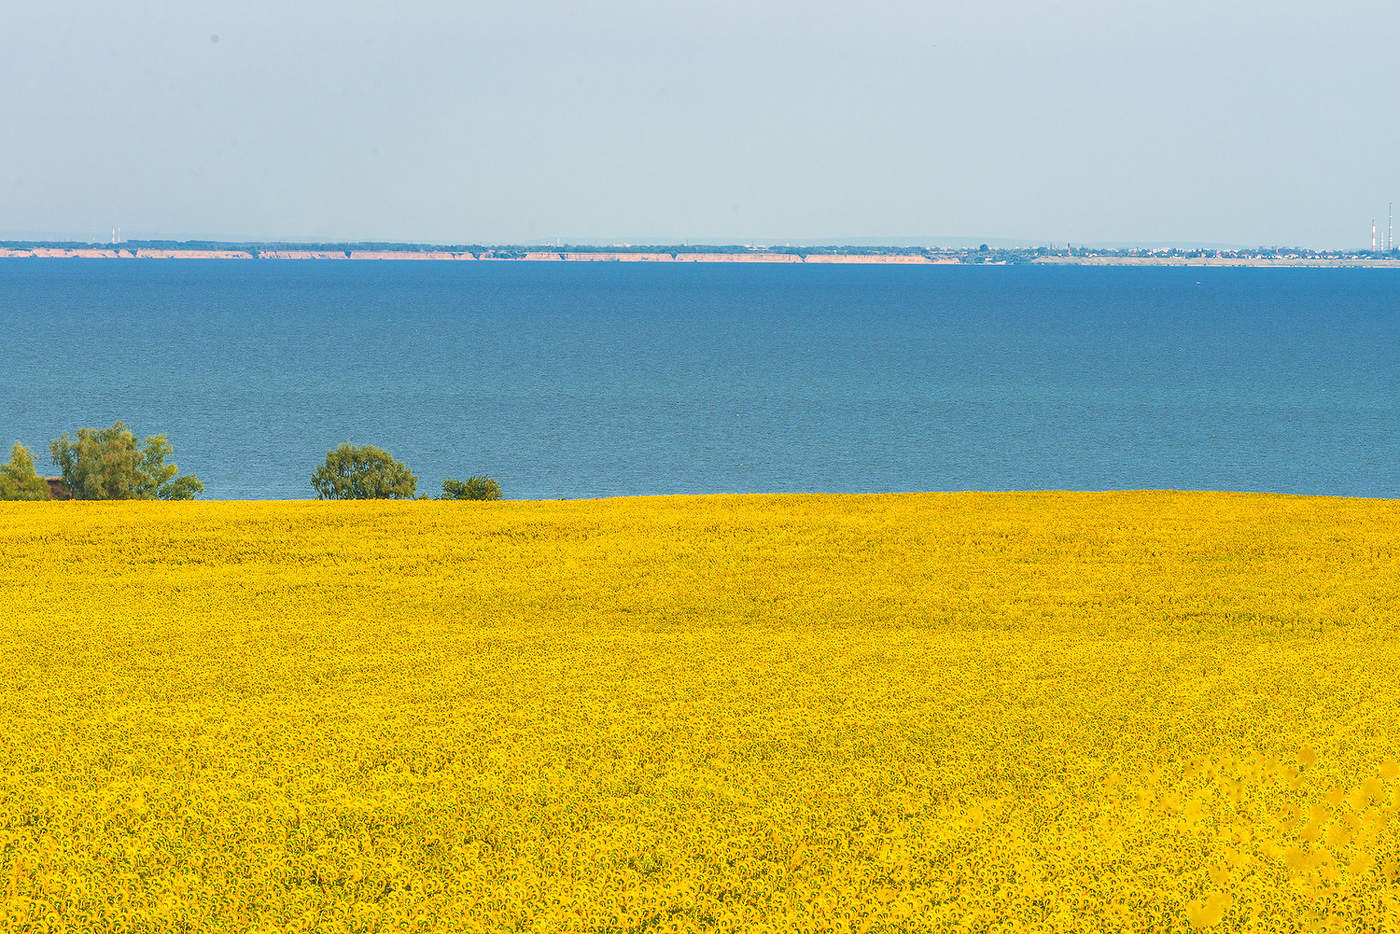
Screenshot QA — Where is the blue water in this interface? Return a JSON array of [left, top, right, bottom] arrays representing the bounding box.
[[1, 259, 1397, 499]]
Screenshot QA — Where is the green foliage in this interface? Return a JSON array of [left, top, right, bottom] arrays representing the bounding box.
[[440, 475, 501, 501], [311, 443, 418, 500], [0, 443, 51, 501], [49, 423, 202, 500]]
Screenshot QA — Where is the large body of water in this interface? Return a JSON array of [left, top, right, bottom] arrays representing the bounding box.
[[1, 260, 1397, 499]]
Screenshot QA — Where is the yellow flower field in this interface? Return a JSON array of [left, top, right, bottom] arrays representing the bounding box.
[[1, 492, 1399, 932]]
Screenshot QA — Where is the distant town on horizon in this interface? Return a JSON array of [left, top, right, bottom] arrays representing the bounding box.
[[4, 238, 1400, 267]]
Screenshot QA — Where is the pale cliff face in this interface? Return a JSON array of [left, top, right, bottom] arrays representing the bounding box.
[[134, 249, 252, 259], [347, 251, 476, 260], [804, 253, 957, 264], [671, 252, 804, 263], [259, 250, 349, 260], [0, 248, 255, 259], [28, 248, 122, 258], [558, 252, 675, 262]]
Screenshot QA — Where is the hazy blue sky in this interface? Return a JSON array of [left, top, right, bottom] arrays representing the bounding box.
[[4, 1, 1398, 247]]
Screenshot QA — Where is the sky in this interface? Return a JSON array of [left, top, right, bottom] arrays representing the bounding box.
[[3, 0, 1399, 248]]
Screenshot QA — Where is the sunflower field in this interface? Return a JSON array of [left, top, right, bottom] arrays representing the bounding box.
[[1, 492, 1398, 932]]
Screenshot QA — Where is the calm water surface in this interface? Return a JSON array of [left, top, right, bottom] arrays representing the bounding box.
[[1, 260, 1397, 499]]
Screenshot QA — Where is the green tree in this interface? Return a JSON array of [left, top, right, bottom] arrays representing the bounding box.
[[440, 475, 501, 500], [311, 443, 418, 499], [49, 422, 203, 500], [0, 442, 51, 501]]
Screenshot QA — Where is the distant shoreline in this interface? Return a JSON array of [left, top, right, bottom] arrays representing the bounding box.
[[3, 244, 1399, 268]]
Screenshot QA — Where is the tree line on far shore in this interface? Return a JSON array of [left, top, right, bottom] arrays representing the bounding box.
[[0, 423, 499, 502]]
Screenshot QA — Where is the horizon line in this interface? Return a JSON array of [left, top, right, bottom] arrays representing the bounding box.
[[1, 237, 1388, 253]]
